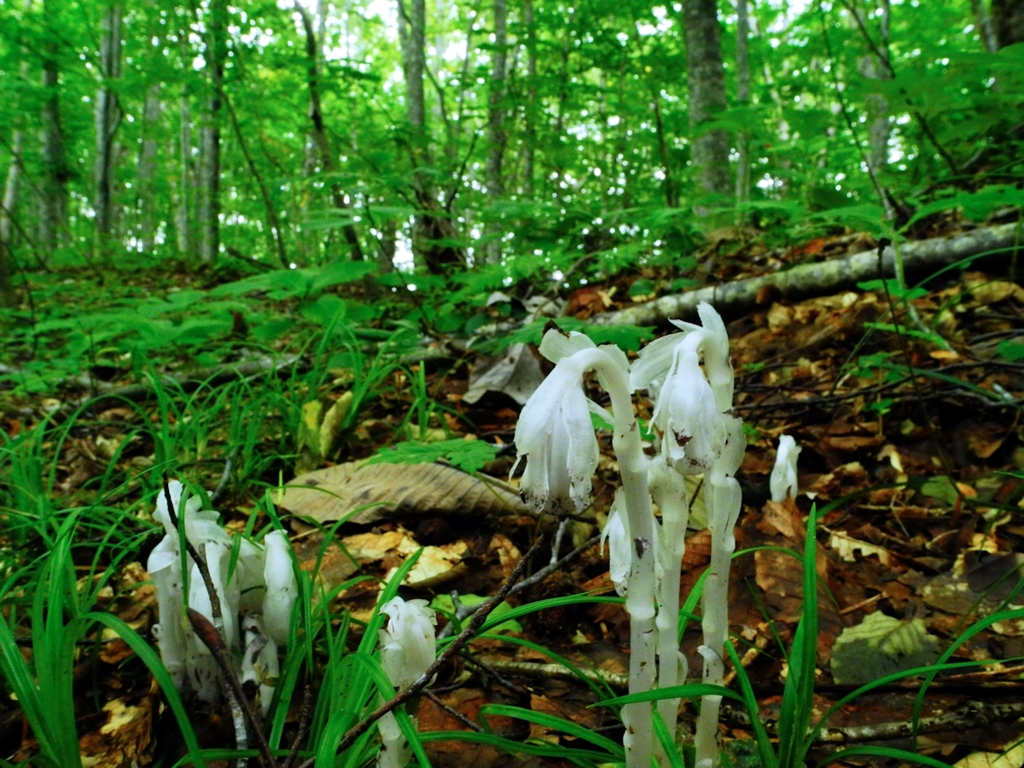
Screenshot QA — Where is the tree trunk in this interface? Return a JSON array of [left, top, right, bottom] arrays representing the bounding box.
[[681, 0, 731, 203], [971, 0, 999, 52], [175, 91, 195, 259], [0, 131, 23, 308], [522, 0, 536, 198], [198, 0, 226, 263], [992, 0, 1024, 48], [94, 1, 123, 252], [39, 0, 69, 254], [484, 0, 508, 264], [857, 0, 891, 180], [398, 0, 463, 274], [136, 83, 162, 253], [735, 0, 751, 218], [295, 4, 365, 261]]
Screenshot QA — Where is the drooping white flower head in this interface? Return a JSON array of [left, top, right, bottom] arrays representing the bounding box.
[[262, 530, 298, 646], [632, 303, 736, 475], [152, 480, 202, 539], [512, 331, 604, 516], [769, 434, 801, 502], [379, 597, 437, 691]]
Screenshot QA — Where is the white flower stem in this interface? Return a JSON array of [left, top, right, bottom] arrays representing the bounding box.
[[650, 463, 691, 747], [694, 466, 743, 768], [580, 350, 657, 768]]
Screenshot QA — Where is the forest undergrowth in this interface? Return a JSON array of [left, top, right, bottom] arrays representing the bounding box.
[[2, 220, 1024, 768]]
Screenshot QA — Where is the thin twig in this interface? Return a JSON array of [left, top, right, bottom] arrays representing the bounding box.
[[295, 536, 546, 768], [281, 684, 315, 768], [423, 690, 485, 732], [188, 610, 279, 768]]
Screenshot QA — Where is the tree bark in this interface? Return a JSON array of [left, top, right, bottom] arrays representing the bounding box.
[[198, 0, 226, 263], [484, 0, 508, 264], [175, 91, 195, 259], [398, 0, 463, 274], [295, 4, 365, 261], [522, 0, 537, 198], [992, 0, 1024, 48], [971, 0, 999, 52], [591, 223, 1024, 327], [856, 0, 891, 199], [136, 83, 162, 253], [0, 130, 22, 308], [681, 0, 731, 203], [39, 0, 69, 254], [735, 0, 751, 217], [94, 0, 123, 251]]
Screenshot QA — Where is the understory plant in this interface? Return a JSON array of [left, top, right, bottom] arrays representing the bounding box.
[[512, 302, 745, 767]]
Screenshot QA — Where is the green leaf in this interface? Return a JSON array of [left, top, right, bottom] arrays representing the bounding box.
[[365, 439, 499, 474], [301, 294, 348, 327], [308, 260, 377, 294]]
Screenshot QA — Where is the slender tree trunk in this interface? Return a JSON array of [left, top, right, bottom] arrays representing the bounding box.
[[992, 0, 1024, 48], [0, 131, 23, 308], [0, 48, 30, 308], [398, 0, 462, 273], [484, 0, 508, 264], [136, 83, 162, 252], [522, 0, 536, 198], [295, 4, 364, 261], [224, 95, 289, 267], [175, 92, 195, 258], [681, 0, 731, 203], [94, 1, 123, 253], [971, 0, 999, 51], [735, 0, 751, 218], [198, 0, 226, 263], [39, 0, 69, 254]]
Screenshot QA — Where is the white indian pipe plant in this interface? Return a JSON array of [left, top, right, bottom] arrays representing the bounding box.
[[770, 435, 801, 502], [147, 481, 297, 714], [513, 303, 744, 768], [377, 596, 437, 768]]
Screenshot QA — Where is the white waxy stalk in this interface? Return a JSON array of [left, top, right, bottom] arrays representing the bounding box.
[[262, 530, 298, 646], [770, 434, 801, 502], [514, 331, 656, 768], [695, 418, 745, 767], [649, 457, 691, 744], [377, 597, 437, 768], [637, 303, 744, 768], [147, 534, 187, 689]]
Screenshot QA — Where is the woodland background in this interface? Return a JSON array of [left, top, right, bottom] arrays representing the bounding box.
[[2, 0, 1024, 765]]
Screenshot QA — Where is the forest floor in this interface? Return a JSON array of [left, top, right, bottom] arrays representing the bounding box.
[[2, 224, 1024, 768]]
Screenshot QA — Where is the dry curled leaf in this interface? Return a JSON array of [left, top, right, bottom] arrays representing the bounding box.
[[278, 461, 531, 524]]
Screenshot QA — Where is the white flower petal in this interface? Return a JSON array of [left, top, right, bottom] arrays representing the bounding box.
[[538, 328, 595, 363], [262, 530, 298, 646], [379, 597, 437, 690]]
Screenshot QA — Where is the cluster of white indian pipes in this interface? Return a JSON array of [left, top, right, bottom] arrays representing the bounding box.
[[512, 302, 746, 768], [147, 481, 298, 716]]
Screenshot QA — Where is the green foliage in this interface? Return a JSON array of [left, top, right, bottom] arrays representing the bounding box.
[[365, 438, 499, 474]]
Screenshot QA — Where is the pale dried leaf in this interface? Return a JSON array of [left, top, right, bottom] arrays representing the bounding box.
[[279, 461, 531, 524]]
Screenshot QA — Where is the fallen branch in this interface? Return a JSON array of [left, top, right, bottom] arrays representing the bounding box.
[[591, 222, 1023, 327]]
